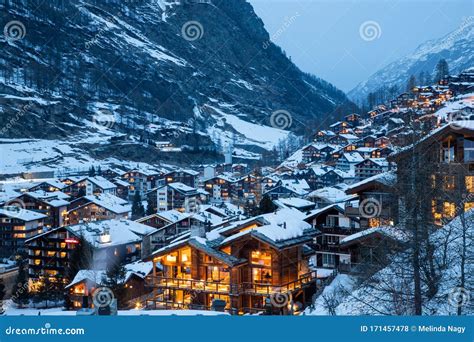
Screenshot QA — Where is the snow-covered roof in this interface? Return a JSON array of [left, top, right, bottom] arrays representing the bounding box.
[[156, 210, 191, 223], [276, 197, 315, 209], [278, 179, 311, 196], [0, 206, 47, 221], [341, 152, 363, 163], [345, 172, 396, 194], [78, 193, 131, 214], [165, 182, 197, 194], [66, 219, 156, 248], [307, 186, 355, 204], [339, 226, 408, 246], [22, 190, 70, 207], [219, 208, 317, 247], [87, 176, 117, 190], [29, 179, 66, 190], [65, 261, 154, 288]]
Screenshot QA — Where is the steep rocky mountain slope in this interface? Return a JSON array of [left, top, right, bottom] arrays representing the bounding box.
[[349, 17, 474, 104], [0, 0, 352, 162]]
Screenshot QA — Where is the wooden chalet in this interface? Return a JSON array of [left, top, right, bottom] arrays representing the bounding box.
[[144, 209, 318, 314]]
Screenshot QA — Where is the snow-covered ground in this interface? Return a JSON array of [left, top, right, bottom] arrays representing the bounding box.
[[306, 210, 474, 315], [2, 301, 228, 316]]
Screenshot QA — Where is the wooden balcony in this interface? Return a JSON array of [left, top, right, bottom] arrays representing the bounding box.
[[146, 271, 317, 296], [240, 271, 317, 296], [145, 276, 231, 294]]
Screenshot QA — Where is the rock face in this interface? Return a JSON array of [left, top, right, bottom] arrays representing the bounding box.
[[0, 0, 351, 153], [349, 17, 474, 104]]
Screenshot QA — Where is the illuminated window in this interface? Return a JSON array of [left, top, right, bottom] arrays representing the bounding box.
[[34, 259, 41, 265], [466, 176, 474, 193], [440, 138, 455, 163], [221, 246, 231, 255], [252, 268, 272, 284], [464, 138, 474, 162], [464, 202, 474, 212], [444, 176, 456, 190], [251, 251, 272, 267], [443, 202, 456, 219], [368, 218, 381, 228]]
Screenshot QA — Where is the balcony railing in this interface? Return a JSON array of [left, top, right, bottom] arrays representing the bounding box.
[[146, 271, 317, 296], [240, 271, 316, 295], [146, 276, 231, 294]]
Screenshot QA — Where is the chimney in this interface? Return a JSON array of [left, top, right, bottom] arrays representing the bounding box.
[[190, 224, 206, 238], [283, 222, 287, 229], [99, 226, 111, 244]]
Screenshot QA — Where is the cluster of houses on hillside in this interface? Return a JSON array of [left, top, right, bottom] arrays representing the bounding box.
[[0, 69, 473, 315]]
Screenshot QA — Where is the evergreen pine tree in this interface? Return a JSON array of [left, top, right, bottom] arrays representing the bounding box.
[[406, 75, 416, 92], [33, 277, 52, 308], [77, 186, 86, 198], [0, 278, 5, 314], [131, 192, 145, 219], [11, 261, 30, 308], [259, 195, 277, 214], [89, 166, 96, 177], [102, 260, 127, 309], [434, 59, 449, 83], [146, 195, 155, 215], [66, 235, 92, 282], [97, 165, 102, 176]]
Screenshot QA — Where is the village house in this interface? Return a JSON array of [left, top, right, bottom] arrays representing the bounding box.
[[314, 130, 336, 142], [137, 210, 192, 250], [307, 186, 356, 209], [143, 208, 318, 314], [27, 179, 67, 193], [162, 169, 199, 188], [344, 172, 398, 229], [305, 204, 359, 271], [263, 179, 311, 199], [354, 158, 390, 182], [122, 168, 162, 201], [388, 122, 474, 225], [65, 261, 153, 309], [203, 174, 237, 202], [14, 190, 70, 228], [66, 193, 131, 225], [0, 206, 46, 256], [148, 182, 199, 213], [335, 152, 364, 172], [25, 219, 156, 285]]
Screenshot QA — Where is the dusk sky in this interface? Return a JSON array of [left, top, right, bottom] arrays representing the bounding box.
[[250, 0, 473, 91]]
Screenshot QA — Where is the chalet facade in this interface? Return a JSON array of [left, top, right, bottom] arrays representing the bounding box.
[[66, 194, 131, 225], [389, 122, 474, 225], [25, 219, 156, 284], [15, 191, 69, 228], [163, 169, 199, 188], [355, 158, 389, 182], [0, 207, 46, 256], [144, 209, 318, 314]]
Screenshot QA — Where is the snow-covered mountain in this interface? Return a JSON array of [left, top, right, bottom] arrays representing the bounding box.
[[0, 0, 351, 163], [349, 17, 474, 104]]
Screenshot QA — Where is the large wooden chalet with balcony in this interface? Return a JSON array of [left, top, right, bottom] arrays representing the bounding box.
[[388, 121, 474, 224], [143, 208, 318, 314]]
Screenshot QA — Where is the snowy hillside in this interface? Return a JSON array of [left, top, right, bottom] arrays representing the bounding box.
[[0, 0, 351, 162], [349, 17, 474, 103], [306, 210, 474, 316]]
